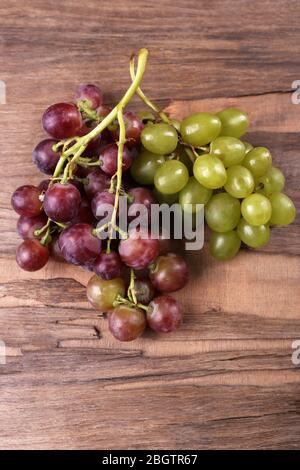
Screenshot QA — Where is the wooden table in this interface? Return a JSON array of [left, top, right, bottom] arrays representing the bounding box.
[[0, 0, 299, 449]]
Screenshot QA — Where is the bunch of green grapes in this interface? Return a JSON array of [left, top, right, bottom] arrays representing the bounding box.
[[131, 107, 296, 261]]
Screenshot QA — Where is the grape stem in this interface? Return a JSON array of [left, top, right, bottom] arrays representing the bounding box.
[[113, 295, 148, 312], [127, 269, 137, 304]]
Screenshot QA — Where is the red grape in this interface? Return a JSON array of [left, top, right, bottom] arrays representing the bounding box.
[[59, 223, 101, 265], [108, 305, 146, 341], [44, 182, 81, 223], [128, 187, 157, 222], [38, 179, 51, 192], [42, 103, 82, 139], [70, 196, 95, 225], [149, 253, 188, 293], [49, 234, 65, 262], [83, 133, 103, 158], [87, 275, 125, 311], [17, 213, 48, 240], [16, 239, 49, 271], [99, 143, 134, 176], [32, 139, 60, 175], [113, 111, 144, 148], [93, 251, 123, 280], [118, 228, 159, 269], [147, 295, 183, 333], [74, 84, 103, 110], [11, 185, 43, 217], [157, 231, 171, 255], [134, 279, 155, 304], [91, 190, 115, 220], [84, 169, 110, 199]]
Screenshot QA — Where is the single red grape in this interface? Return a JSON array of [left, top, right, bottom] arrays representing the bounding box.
[[147, 295, 183, 333], [44, 182, 81, 223], [16, 239, 49, 271], [93, 251, 123, 280], [38, 179, 51, 192], [128, 187, 157, 222], [59, 223, 101, 265], [113, 111, 144, 148], [91, 190, 115, 220], [149, 253, 188, 293], [84, 169, 110, 199], [74, 83, 103, 109], [134, 279, 155, 304], [108, 305, 146, 341], [70, 196, 95, 225], [99, 143, 134, 176], [118, 228, 159, 270], [49, 234, 65, 262], [17, 213, 48, 240], [42, 103, 82, 139], [32, 139, 60, 175], [11, 185, 43, 217], [87, 275, 125, 311]]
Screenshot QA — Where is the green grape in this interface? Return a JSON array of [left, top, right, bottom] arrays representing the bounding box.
[[170, 119, 181, 132], [131, 148, 165, 185], [193, 155, 227, 189], [269, 192, 296, 225], [237, 218, 270, 248], [171, 145, 193, 174], [153, 188, 179, 205], [137, 111, 156, 123], [243, 147, 272, 178], [243, 141, 253, 154], [205, 193, 241, 232], [209, 230, 241, 261], [141, 123, 178, 155], [257, 166, 285, 195], [217, 107, 249, 138], [154, 160, 189, 195], [210, 136, 246, 167], [241, 193, 272, 226], [179, 176, 212, 213], [180, 112, 221, 147], [224, 165, 254, 198]]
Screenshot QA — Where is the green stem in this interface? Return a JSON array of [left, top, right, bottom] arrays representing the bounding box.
[[113, 295, 148, 312], [127, 269, 137, 304]]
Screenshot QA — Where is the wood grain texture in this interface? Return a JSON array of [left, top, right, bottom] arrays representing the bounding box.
[[0, 0, 300, 450]]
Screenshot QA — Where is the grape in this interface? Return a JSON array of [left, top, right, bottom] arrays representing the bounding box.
[[149, 253, 188, 293], [193, 155, 227, 189], [82, 133, 103, 159], [74, 83, 103, 109], [84, 169, 110, 199], [11, 185, 43, 217], [131, 148, 165, 185], [113, 111, 144, 148], [49, 234, 65, 262], [180, 112, 221, 147], [170, 119, 181, 132], [70, 196, 95, 225], [44, 182, 82, 223], [128, 187, 157, 222], [157, 230, 172, 255], [32, 139, 61, 175], [38, 179, 51, 192], [91, 190, 115, 220], [99, 143, 133, 176], [210, 136, 246, 167], [119, 228, 159, 269], [179, 176, 212, 213], [147, 295, 183, 333], [87, 275, 125, 311], [93, 251, 123, 280], [154, 160, 189, 194], [42, 103, 82, 139], [133, 279, 155, 304], [153, 189, 179, 205], [16, 239, 49, 271], [217, 108, 249, 138], [209, 231, 241, 261], [269, 192, 296, 225], [243, 147, 272, 178], [108, 305, 146, 341], [243, 141, 253, 154], [241, 193, 272, 226], [175, 145, 194, 174], [59, 223, 101, 265], [237, 218, 270, 248], [257, 166, 285, 195], [141, 123, 178, 155], [205, 193, 241, 232], [224, 165, 254, 198], [17, 213, 48, 240]]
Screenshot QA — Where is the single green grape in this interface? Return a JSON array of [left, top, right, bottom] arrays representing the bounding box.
[[130, 148, 165, 185], [209, 230, 241, 261], [217, 107, 249, 138], [243, 141, 253, 154], [269, 192, 296, 225], [210, 136, 246, 167], [205, 193, 241, 232], [154, 160, 189, 194], [153, 188, 179, 205], [243, 147, 272, 178], [237, 218, 270, 248], [180, 112, 221, 147], [179, 176, 212, 213], [257, 166, 285, 195], [193, 155, 227, 189], [141, 122, 178, 155], [241, 193, 272, 226], [170, 145, 193, 174], [224, 165, 255, 198]]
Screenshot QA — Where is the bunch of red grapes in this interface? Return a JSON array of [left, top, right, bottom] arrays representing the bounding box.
[[11, 49, 296, 342]]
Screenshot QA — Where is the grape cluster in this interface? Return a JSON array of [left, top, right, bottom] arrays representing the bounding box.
[[11, 48, 296, 342]]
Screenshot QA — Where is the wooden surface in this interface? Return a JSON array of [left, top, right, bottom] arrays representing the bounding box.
[[0, 0, 300, 450]]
